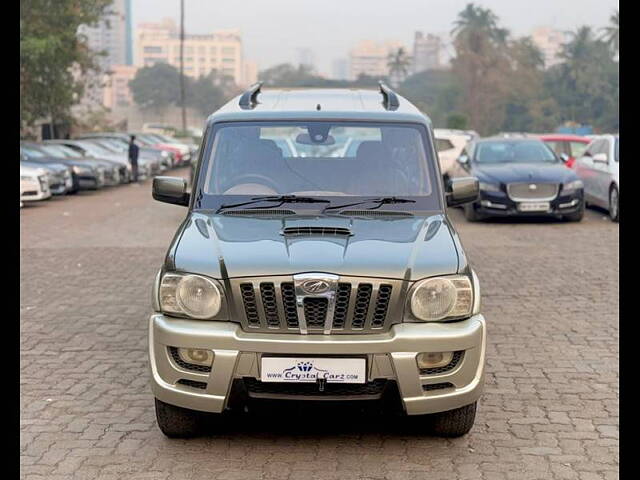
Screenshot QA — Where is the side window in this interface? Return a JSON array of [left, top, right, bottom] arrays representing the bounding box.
[[435, 138, 455, 152], [585, 140, 600, 157]]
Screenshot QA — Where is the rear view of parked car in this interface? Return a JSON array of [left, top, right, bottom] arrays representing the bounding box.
[[457, 137, 584, 222], [574, 135, 619, 222]]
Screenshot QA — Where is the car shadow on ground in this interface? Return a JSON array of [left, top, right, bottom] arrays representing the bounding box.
[[191, 400, 451, 438]]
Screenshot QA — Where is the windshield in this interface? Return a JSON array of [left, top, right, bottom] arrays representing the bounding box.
[[75, 141, 112, 157], [202, 122, 435, 200], [20, 146, 45, 158], [475, 140, 558, 164], [39, 144, 75, 158]]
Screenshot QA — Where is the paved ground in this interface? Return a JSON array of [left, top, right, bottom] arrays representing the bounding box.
[[21, 171, 618, 480]]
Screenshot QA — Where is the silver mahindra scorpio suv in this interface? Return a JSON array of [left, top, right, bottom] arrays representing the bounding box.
[[150, 83, 485, 437]]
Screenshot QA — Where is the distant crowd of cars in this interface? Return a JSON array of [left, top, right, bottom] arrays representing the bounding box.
[[434, 129, 619, 222], [20, 132, 199, 208]]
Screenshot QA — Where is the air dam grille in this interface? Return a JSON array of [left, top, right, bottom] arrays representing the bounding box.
[[231, 276, 405, 334]]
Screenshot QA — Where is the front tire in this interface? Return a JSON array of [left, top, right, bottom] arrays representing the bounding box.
[[609, 186, 619, 222], [430, 402, 477, 437], [155, 398, 205, 438], [563, 202, 584, 222], [463, 203, 485, 222]]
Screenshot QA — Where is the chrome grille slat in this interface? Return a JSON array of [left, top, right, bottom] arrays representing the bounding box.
[[507, 183, 559, 201], [232, 276, 403, 334]]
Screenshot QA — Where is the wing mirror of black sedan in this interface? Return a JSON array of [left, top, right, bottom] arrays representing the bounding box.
[[446, 177, 479, 207], [152, 176, 190, 206]]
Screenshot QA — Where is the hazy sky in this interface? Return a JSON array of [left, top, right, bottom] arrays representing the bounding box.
[[132, 0, 618, 74]]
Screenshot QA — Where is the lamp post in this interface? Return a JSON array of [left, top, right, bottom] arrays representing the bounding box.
[[180, 0, 186, 133]]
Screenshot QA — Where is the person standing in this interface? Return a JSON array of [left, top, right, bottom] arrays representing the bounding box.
[[128, 135, 140, 183]]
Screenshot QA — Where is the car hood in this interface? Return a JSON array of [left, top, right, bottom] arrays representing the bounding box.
[[472, 162, 577, 184], [170, 212, 461, 281]]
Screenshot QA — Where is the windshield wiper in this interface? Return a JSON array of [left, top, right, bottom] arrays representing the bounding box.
[[323, 196, 416, 213], [216, 195, 330, 213]]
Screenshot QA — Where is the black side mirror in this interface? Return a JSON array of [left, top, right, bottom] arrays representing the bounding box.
[[152, 176, 190, 206], [446, 177, 479, 207]]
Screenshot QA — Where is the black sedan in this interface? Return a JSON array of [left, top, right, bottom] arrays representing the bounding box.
[[455, 137, 584, 222]]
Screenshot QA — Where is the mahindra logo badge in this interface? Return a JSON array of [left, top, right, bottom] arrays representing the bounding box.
[[528, 184, 537, 190], [301, 279, 330, 294]]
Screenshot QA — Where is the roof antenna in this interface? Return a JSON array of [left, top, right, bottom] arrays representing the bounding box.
[[316, 104, 321, 111]]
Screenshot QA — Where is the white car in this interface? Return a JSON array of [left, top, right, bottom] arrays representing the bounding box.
[[574, 134, 619, 222], [433, 129, 471, 181], [20, 165, 51, 205]]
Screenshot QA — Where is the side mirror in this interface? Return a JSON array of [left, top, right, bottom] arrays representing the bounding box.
[[446, 177, 479, 207], [457, 154, 469, 166], [559, 153, 570, 163], [152, 176, 190, 206], [592, 153, 608, 164]]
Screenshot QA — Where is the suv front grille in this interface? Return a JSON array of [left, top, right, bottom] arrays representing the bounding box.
[[507, 183, 558, 201], [232, 276, 404, 334]]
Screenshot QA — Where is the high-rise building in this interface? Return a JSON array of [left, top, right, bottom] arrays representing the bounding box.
[[78, 0, 130, 70], [412, 32, 442, 73], [296, 48, 316, 69], [102, 65, 138, 109], [331, 58, 349, 80], [531, 26, 567, 69], [348, 40, 405, 80], [135, 19, 252, 87]]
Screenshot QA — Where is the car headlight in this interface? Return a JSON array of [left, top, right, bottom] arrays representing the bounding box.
[[410, 275, 473, 322], [159, 273, 223, 319], [72, 165, 92, 175], [562, 179, 583, 193], [478, 182, 500, 192]]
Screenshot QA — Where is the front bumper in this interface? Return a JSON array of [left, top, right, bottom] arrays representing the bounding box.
[[149, 314, 486, 415], [473, 190, 583, 217]]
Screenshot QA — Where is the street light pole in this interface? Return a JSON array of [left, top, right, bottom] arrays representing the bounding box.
[[180, 0, 187, 134]]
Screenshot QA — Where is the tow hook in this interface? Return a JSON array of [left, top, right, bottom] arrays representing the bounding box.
[[317, 377, 326, 392]]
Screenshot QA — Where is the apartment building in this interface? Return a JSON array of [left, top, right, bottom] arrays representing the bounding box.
[[412, 32, 442, 73], [135, 19, 254, 86], [348, 40, 405, 80], [531, 26, 567, 69]]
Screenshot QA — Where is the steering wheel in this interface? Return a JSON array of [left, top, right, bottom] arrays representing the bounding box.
[[221, 174, 281, 195]]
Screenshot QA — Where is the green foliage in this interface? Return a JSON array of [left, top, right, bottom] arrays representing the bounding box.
[[20, 0, 113, 128], [397, 70, 462, 126], [446, 113, 468, 130], [186, 72, 228, 117], [129, 63, 182, 111]]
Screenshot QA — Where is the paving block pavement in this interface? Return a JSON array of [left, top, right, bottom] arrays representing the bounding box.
[[20, 173, 618, 479]]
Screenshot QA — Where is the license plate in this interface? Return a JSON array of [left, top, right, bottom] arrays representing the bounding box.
[[518, 202, 550, 212], [261, 357, 366, 384]]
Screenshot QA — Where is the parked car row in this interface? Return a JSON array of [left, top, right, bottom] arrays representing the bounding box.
[[20, 132, 199, 207], [439, 132, 619, 223]]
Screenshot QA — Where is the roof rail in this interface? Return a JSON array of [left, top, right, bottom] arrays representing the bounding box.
[[378, 81, 400, 110], [238, 82, 263, 109]]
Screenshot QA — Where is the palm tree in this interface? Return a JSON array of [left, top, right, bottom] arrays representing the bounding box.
[[387, 47, 412, 87], [451, 3, 506, 52], [600, 9, 619, 57]]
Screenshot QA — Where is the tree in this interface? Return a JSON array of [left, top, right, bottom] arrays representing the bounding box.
[[398, 70, 462, 126], [601, 10, 619, 58], [450, 3, 512, 134], [20, 0, 113, 129], [387, 47, 412, 87], [186, 71, 228, 117], [129, 63, 183, 111]]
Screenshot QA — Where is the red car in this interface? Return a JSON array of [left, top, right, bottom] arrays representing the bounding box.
[[537, 134, 591, 169]]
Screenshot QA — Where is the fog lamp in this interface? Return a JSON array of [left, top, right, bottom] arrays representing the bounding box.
[[417, 351, 454, 369], [178, 348, 214, 367]]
